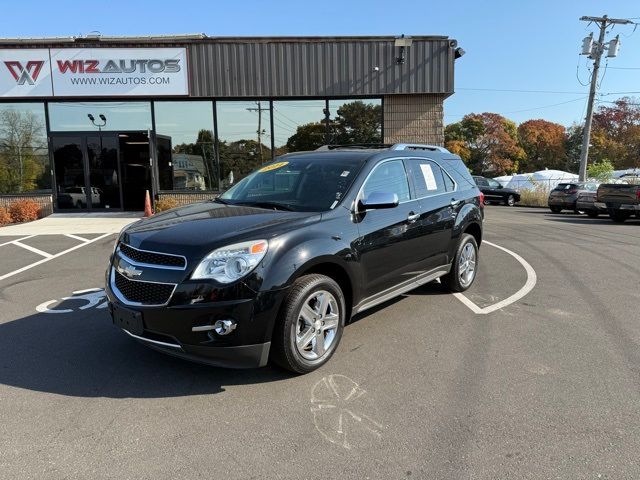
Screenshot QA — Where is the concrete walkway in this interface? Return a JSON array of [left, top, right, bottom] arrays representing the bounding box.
[[0, 212, 142, 236]]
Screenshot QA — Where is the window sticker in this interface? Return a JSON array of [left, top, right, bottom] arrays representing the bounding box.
[[340, 171, 350, 177], [419, 163, 438, 191], [259, 161, 289, 173]]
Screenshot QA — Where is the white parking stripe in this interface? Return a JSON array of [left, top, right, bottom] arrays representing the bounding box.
[[12, 241, 53, 258], [64, 233, 91, 243], [453, 240, 537, 315], [0, 235, 35, 248], [0, 233, 113, 282]]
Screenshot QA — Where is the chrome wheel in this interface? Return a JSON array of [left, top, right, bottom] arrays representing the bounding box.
[[458, 242, 477, 287], [295, 290, 340, 360], [507, 195, 515, 206]]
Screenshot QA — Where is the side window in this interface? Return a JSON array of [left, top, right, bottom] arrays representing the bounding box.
[[406, 159, 448, 198], [362, 160, 411, 203], [475, 177, 489, 187], [487, 179, 501, 188]]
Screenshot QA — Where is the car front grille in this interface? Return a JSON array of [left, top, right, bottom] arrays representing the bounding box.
[[119, 243, 186, 269], [113, 269, 176, 306]]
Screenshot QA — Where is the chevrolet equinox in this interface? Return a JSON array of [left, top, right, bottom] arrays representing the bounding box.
[[106, 144, 484, 373]]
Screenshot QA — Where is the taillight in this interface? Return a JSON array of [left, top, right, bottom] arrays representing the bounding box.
[[479, 191, 485, 207], [637, 189, 640, 200]]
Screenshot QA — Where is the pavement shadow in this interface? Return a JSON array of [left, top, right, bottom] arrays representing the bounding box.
[[545, 215, 640, 226], [0, 301, 293, 399]]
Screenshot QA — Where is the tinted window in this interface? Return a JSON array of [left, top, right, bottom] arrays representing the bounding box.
[[406, 160, 447, 197], [474, 177, 489, 187], [220, 155, 364, 212], [362, 160, 411, 203], [487, 179, 501, 188]]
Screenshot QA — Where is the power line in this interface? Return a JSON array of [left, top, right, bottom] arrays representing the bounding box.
[[456, 87, 587, 94]]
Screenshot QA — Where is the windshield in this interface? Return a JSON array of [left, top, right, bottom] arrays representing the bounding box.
[[219, 156, 365, 212]]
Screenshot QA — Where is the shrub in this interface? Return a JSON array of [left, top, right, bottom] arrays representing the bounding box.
[[154, 197, 179, 213], [588, 160, 615, 182], [519, 189, 549, 207], [9, 200, 41, 223], [0, 207, 12, 226]]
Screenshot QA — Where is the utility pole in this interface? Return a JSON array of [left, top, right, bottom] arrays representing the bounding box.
[[577, 15, 633, 181], [246, 102, 266, 163]]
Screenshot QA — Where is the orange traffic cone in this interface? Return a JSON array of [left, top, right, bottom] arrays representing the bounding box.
[[143, 190, 153, 217]]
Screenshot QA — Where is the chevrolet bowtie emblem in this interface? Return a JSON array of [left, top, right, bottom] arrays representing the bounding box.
[[118, 264, 143, 278]]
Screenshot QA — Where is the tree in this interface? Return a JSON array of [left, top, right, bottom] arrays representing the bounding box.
[[517, 119, 567, 172], [564, 123, 583, 174], [587, 159, 615, 181], [0, 109, 47, 194], [286, 122, 326, 151], [591, 97, 640, 169], [445, 113, 524, 175]]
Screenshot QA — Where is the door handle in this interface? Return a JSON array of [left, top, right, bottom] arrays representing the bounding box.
[[450, 199, 461, 207], [407, 212, 420, 223]]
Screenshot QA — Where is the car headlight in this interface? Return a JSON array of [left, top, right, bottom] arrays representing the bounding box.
[[191, 240, 268, 283]]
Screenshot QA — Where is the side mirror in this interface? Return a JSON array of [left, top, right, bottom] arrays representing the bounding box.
[[359, 192, 399, 210], [497, 184, 503, 189]]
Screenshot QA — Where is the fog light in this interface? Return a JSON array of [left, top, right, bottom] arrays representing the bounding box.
[[214, 319, 237, 336]]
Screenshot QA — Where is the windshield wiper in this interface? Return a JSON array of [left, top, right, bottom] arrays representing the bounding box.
[[213, 198, 231, 205], [234, 201, 295, 211]]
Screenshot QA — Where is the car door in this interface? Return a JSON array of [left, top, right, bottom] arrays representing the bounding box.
[[486, 178, 504, 201], [405, 158, 457, 272], [353, 159, 424, 298]]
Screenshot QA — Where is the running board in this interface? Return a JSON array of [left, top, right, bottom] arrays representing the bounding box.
[[352, 266, 450, 315]]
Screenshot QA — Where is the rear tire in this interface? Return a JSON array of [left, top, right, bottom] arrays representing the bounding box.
[[271, 274, 346, 374], [610, 210, 631, 223], [587, 210, 599, 218], [442, 234, 478, 293], [550, 206, 562, 213], [505, 195, 515, 207]]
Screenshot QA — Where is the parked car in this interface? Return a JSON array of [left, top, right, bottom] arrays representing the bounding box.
[[473, 176, 520, 206], [57, 186, 102, 208], [576, 189, 606, 218], [106, 144, 484, 373], [548, 182, 599, 214], [595, 182, 640, 222]]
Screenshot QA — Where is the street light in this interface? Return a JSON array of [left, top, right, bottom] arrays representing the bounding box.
[[88, 113, 107, 153]]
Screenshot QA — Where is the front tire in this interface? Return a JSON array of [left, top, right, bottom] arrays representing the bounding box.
[[442, 234, 479, 293], [271, 274, 345, 373], [587, 210, 599, 218], [550, 206, 562, 213]]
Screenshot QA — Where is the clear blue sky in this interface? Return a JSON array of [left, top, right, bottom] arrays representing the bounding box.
[[3, 0, 639, 127]]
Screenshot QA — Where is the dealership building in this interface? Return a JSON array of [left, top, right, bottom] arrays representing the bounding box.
[[0, 34, 459, 213]]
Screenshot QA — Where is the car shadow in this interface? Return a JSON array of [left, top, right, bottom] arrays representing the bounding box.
[[545, 215, 640, 226], [0, 301, 293, 399]]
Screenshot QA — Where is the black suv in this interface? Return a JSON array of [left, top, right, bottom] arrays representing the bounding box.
[[106, 144, 484, 373], [473, 176, 520, 206]]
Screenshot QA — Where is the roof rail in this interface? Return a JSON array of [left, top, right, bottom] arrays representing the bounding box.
[[390, 143, 450, 153], [315, 144, 392, 151]]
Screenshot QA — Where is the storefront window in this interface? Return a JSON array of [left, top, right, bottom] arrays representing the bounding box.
[[48, 102, 152, 132], [0, 103, 50, 194], [153, 101, 216, 191], [216, 101, 272, 188], [328, 99, 382, 145], [272, 100, 326, 153]]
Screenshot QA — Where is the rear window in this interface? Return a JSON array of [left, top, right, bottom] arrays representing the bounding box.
[[554, 183, 575, 191]]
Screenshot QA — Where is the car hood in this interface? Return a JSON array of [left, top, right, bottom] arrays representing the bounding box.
[[121, 201, 321, 258]]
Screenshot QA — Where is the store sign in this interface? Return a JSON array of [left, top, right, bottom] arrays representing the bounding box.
[[0, 48, 188, 97], [0, 49, 53, 97]]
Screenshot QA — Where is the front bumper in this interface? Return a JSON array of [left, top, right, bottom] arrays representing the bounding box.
[[106, 272, 289, 369]]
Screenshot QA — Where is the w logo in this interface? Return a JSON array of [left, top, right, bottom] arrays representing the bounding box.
[[4, 60, 45, 85]]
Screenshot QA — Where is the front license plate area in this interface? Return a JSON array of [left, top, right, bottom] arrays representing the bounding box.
[[112, 305, 144, 336]]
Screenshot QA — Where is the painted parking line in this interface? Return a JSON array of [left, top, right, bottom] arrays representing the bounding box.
[[453, 240, 537, 315], [0, 235, 36, 248], [64, 233, 91, 243], [12, 240, 54, 258], [0, 233, 113, 282]]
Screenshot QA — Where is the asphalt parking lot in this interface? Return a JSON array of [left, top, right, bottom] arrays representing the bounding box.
[[1, 207, 640, 479]]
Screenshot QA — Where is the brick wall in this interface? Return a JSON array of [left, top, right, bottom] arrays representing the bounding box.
[[0, 193, 53, 218], [383, 94, 445, 146], [157, 191, 219, 207]]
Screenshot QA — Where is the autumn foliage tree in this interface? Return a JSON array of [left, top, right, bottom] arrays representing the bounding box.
[[517, 119, 567, 172], [445, 113, 524, 175], [590, 97, 640, 169]]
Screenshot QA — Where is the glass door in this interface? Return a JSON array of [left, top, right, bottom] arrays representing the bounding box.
[[52, 136, 88, 210], [86, 135, 121, 209]]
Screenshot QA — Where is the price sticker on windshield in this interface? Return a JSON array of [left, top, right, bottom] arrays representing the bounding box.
[[259, 161, 289, 172]]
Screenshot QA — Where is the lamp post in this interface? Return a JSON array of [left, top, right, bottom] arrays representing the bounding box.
[[88, 113, 107, 152]]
